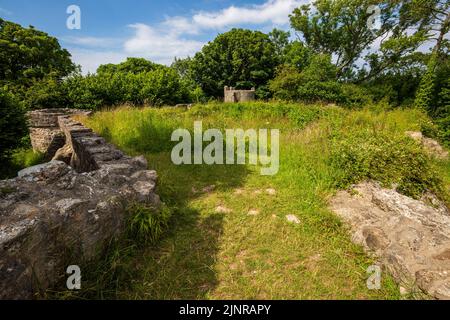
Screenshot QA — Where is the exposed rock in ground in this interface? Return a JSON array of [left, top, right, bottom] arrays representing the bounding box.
[[329, 181, 450, 299], [0, 111, 161, 299], [202, 185, 216, 193], [215, 205, 232, 214], [175, 103, 193, 109], [248, 209, 260, 216], [286, 214, 301, 224], [406, 131, 449, 159]]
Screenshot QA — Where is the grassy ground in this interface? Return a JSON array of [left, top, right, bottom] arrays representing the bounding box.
[[72, 101, 449, 300]]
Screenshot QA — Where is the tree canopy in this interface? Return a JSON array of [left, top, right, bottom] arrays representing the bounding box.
[[0, 18, 76, 86], [97, 57, 162, 75], [191, 28, 279, 98]]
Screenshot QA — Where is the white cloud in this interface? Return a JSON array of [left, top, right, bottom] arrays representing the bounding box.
[[62, 36, 122, 48], [192, 0, 304, 29], [124, 23, 204, 61], [162, 16, 200, 35]]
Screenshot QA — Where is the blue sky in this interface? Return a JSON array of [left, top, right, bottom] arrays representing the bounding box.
[[0, 0, 307, 73]]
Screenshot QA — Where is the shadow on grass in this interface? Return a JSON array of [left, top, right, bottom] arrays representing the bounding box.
[[49, 153, 250, 300], [123, 156, 251, 299]]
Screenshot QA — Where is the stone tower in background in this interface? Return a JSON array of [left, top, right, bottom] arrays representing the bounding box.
[[224, 86, 256, 103]]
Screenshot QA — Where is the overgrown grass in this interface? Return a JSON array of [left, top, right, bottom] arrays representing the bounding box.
[[126, 202, 173, 246], [71, 101, 448, 299]]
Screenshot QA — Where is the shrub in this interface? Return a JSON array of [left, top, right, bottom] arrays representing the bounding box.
[[340, 83, 372, 108], [269, 65, 303, 101], [296, 80, 344, 103], [0, 88, 27, 162], [330, 130, 444, 199], [64, 67, 190, 109], [269, 55, 372, 107], [17, 74, 67, 109], [63, 74, 107, 110]]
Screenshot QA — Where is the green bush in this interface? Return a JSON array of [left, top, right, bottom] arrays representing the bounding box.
[[340, 84, 372, 108], [330, 130, 444, 199], [296, 80, 344, 103], [436, 115, 450, 147], [16, 74, 67, 109], [269, 55, 372, 107], [0, 88, 27, 162], [268, 65, 303, 101], [64, 67, 190, 109]]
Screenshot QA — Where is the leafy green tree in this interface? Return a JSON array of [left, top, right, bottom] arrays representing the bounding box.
[[411, 0, 449, 110], [171, 57, 194, 79], [191, 28, 278, 98], [290, 0, 380, 78], [283, 40, 312, 71], [64, 65, 190, 108], [0, 19, 76, 109], [97, 57, 161, 75], [171, 56, 206, 103], [399, 0, 449, 59], [268, 28, 291, 61], [0, 18, 76, 85], [290, 0, 431, 81], [0, 88, 27, 162], [415, 54, 438, 110]]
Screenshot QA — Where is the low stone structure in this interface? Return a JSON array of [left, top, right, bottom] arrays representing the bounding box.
[[329, 182, 450, 299], [224, 86, 255, 103], [0, 110, 161, 299], [27, 109, 92, 158]]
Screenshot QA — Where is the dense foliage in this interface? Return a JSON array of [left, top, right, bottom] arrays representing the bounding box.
[[0, 88, 27, 163], [0, 18, 76, 110], [330, 130, 444, 199], [0, 19, 75, 84], [63, 66, 190, 109]]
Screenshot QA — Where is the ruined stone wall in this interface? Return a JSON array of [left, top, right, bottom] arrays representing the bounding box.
[[224, 86, 256, 103], [0, 109, 160, 299], [27, 109, 92, 159]]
